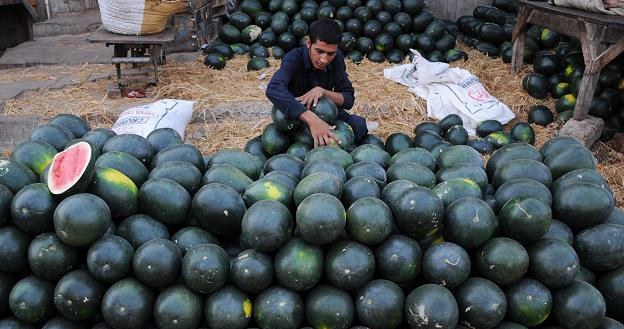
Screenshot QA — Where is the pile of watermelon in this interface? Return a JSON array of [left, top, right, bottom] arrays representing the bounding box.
[[456, 0, 624, 140], [456, 0, 518, 61], [203, 0, 470, 70], [258, 98, 536, 158], [0, 109, 623, 329]]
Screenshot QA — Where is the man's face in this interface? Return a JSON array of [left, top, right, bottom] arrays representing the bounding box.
[[307, 39, 338, 70]]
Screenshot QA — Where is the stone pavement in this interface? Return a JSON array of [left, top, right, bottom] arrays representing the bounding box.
[[0, 34, 114, 68]]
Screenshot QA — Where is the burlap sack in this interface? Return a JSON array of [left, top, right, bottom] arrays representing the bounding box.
[[99, 0, 186, 35], [552, 0, 624, 15]]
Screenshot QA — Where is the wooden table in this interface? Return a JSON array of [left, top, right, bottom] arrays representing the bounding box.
[[511, 0, 624, 120], [87, 26, 175, 84]]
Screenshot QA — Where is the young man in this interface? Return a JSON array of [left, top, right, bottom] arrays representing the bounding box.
[[266, 18, 368, 148]]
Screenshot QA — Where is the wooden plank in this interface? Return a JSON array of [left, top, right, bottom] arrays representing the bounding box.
[[191, 0, 210, 9], [19, 0, 37, 20], [87, 26, 175, 44], [572, 21, 605, 119], [593, 39, 624, 70], [511, 6, 530, 73], [603, 26, 624, 44], [212, 0, 226, 8], [580, 22, 606, 72], [521, 2, 624, 43], [526, 10, 584, 37], [521, 0, 624, 26], [572, 68, 600, 120]]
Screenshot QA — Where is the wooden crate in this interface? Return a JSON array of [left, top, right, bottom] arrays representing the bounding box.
[[212, 0, 227, 17], [425, 0, 491, 21], [168, 4, 218, 52], [176, 0, 210, 13], [212, 0, 227, 8], [212, 5, 226, 17]]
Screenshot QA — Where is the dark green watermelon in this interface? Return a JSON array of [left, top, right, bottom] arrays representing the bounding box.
[[374, 234, 421, 283], [230, 249, 273, 294], [28, 232, 80, 281], [254, 286, 304, 329], [86, 235, 134, 284], [505, 278, 553, 327], [552, 280, 606, 329], [355, 279, 404, 329], [9, 275, 56, 323], [204, 287, 252, 328], [405, 284, 459, 329], [116, 214, 170, 249], [181, 243, 229, 294], [101, 278, 155, 329], [305, 285, 355, 329], [132, 238, 181, 288], [475, 237, 529, 285], [528, 238, 580, 289], [326, 240, 375, 291], [421, 242, 471, 289], [455, 277, 507, 329], [53, 269, 105, 321], [240, 199, 293, 252]]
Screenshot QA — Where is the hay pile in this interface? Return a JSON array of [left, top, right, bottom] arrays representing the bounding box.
[[2, 46, 623, 205]]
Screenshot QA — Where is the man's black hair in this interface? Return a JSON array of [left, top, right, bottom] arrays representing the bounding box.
[[309, 18, 342, 45]]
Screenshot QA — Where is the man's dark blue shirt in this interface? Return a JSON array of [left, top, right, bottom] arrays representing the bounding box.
[[266, 46, 355, 120]]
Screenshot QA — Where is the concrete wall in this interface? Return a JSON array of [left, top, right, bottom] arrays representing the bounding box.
[[425, 0, 491, 21], [0, 5, 31, 50], [35, 0, 99, 19]]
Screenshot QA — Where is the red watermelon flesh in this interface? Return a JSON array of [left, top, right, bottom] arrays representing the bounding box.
[[48, 141, 94, 195]]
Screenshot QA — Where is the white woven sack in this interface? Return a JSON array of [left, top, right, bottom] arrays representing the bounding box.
[[112, 99, 194, 139], [98, 0, 185, 35]]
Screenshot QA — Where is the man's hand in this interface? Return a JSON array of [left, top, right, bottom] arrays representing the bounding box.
[[296, 86, 325, 111], [299, 110, 339, 148], [604, 0, 624, 7]]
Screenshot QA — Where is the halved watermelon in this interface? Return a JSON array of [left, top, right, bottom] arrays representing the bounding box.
[[47, 141, 95, 196]]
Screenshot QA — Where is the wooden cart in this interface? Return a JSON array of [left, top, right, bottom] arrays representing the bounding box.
[[511, 0, 624, 120]]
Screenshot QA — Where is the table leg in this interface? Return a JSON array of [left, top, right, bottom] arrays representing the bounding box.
[[511, 6, 531, 74], [574, 22, 606, 120], [150, 45, 158, 83], [115, 63, 122, 81], [113, 45, 126, 81], [573, 69, 600, 120]]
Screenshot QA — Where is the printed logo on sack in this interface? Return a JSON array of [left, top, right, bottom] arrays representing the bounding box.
[[460, 77, 493, 102], [467, 87, 492, 102]]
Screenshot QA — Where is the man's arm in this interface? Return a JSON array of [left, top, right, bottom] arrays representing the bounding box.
[[319, 89, 345, 107], [265, 53, 307, 120], [332, 51, 355, 110], [298, 51, 354, 109], [266, 51, 338, 147], [296, 52, 354, 110]]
